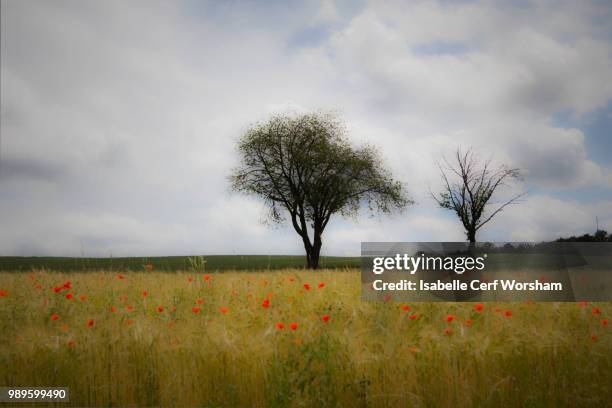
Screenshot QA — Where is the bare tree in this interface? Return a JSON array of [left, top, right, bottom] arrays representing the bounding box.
[[230, 112, 411, 269], [432, 147, 524, 243]]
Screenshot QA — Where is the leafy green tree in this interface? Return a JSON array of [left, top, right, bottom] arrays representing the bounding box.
[[432, 147, 524, 243], [230, 112, 411, 269]]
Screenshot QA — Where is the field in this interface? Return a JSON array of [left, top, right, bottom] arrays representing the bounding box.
[[1, 269, 611, 407], [0, 255, 360, 272]]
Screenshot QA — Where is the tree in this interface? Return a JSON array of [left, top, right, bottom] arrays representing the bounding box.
[[230, 112, 411, 269], [432, 147, 524, 243]]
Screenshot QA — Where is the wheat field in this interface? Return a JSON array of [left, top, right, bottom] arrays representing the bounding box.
[[1, 269, 610, 407]]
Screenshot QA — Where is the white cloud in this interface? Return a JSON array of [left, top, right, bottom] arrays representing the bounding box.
[[1, 0, 611, 256]]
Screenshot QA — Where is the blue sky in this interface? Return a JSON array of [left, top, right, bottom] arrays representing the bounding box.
[[1, 0, 611, 256]]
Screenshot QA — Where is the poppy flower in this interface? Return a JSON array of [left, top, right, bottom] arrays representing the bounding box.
[[196, 298, 204, 305], [53, 286, 63, 293], [262, 299, 270, 308], [401, 304, 411, 311], [444, 328, 453, 335], [35, 284, 42, 289], [87, 319, 94, 328], [111, 306, 117, 313], [474, 303, 484, 312], [505, 310, 512, 317], [63, 281, 71, 289], [157, 306, 164, 313], [188, 277, 193, 283], [142, 291, 148, 297], [117, 274, 125, 280], [68, 340, 76, 348], [220, 307, 229, 314], [79, 295, 87, 301], [318, 282, 325, 289], [51, 314, 59, 321], [192, 307, 201, 314], [304, 284, 311, 290], [204, 275, 211, 281], [0, 289, 8, 297], [409, 314, 418, 320], [592, 307, 601, 315], [578, 301, 589, 307], [289, 277, 295, 282], [290, 323, 298, 330], [446, 315, 454, 323], [409, 347, 419, 353], [125, 319, 134, 326], [322, 315, 330, 323], [591, 335, 598, 342], [465, 319, 473, 327], [65, 293, 73, 300], [145, 263, 154, 271], [126, 305, 134, 312], [602, 319, 609, 327], [276, 323, 285, 330]]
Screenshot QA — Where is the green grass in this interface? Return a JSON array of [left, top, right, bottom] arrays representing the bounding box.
[[0, 255, 360, 272], [0, 269, 610, 407]]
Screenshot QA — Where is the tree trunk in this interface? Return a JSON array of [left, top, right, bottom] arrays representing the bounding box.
[[303, 233, 322, 270], [467, 228, 476, 243]]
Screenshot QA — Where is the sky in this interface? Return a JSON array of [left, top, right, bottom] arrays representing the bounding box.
[[1, 0, 611, 257]]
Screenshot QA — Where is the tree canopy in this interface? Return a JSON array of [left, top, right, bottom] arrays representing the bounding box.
[[230, 112, 411, 269]]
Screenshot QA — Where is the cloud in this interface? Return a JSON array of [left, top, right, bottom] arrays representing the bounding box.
[[1, 0, 611, 256]]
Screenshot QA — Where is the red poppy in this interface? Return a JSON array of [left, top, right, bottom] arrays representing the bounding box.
[[474, 303, 484, 312], [262, 299, 270, 308], [125, 319, 134, 326], [602, 319, 609, 327], [0, 289, 8, 297], [591, 335, 598, 342], [35, 284, 42, 289], [117, 274, 125, 280], [63, 281, 72, 289], [111, 306, 117, 313], [505, 310, 512, 317], [126, 305, 134, 312], [465, 319, 473, 327], [87, 319, 94, 328], [289, 277, 295, 282], [196, 298, 204, 305], [401, 304, 411, 311], [51, 313, 59, 321], [53, 286, 63, 293], [304, 284, 311, 290], [65, 293, 73, 300], [157, 306, 164, 313], [446, 315, 454, 323], [145, 263, 154, 271], [578, 301, 589, 307], [68, 340, 76, 348], [220, 307, 229, 314], [192, 307, 201, 314], [409, 314, 418, 320], [142, 291, 148, 297], [79, 295, 87, 301], [188, 277, 193, 283], [444, 328, 453, 335], [290, 323, 298, 330], [322, 315, 330, 323], [592, 307, 601, 315], [276, 323, 285, 330], [204, 275, 211, 281], [318, 282, 325, 289]]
